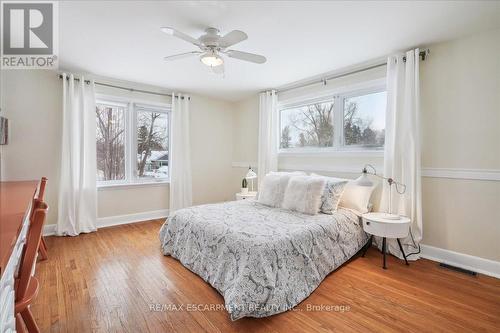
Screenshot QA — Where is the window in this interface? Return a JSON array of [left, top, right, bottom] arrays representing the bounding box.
[[136, 106, 169, 180], [96, 99, 170, 186], [280, 100, 334, 148], [279, 86, 386, 152], [343, 91, 386, 148], [96, 102, 126, 181]]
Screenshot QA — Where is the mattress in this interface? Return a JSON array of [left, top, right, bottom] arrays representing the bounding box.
[[159, 200, 368, 320]]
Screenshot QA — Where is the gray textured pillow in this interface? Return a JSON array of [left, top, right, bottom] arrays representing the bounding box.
[[282, 176, 326, 215], [311, 173, 348, 214], [320, 179, 348, 214]]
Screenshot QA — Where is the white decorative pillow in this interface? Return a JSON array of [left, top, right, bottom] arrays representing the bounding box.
[[282, 176, 326, 215], [258, 173, 295, 207], [339, 175, 377, 214], [311, 173, 348, 214]]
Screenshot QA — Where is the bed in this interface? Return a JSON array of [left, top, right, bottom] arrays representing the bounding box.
[[159, 199, 368, 320]]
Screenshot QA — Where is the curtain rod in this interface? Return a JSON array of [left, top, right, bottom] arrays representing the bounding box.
[[57, 74, 189, 99], [275, 49, 429, 94]]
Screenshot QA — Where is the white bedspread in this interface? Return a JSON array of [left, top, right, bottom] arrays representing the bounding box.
[[159, 200, 368, 320]]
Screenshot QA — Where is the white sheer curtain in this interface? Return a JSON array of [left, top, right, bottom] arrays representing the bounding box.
[[169, 93, 192, 214], [381, 49, 423, 259], [57, 73, 97, 236], [257, 90, 278, 185]]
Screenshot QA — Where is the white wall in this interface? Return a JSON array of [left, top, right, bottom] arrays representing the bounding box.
[[94, 78, 172, 218], [419, 28, 500, 261], [190, 95, 235, 205], [277, 66, 386, 195], [1, 70, 62, 226], [1, 29, 498, 261], [231, 66, 387, 205], [231, 94, 260, 194], [231, 28, 500, 261], [96, 85, 236, 217], [0, 70, 236, 224]]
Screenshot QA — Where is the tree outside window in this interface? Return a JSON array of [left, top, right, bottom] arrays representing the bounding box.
[[280, 101, 334, 148], [96, 103, 125, 181], [136, 110, 169, 179], [279, 90, 386, 150], [96, 101, 170, 184], [343, 91, 386, 147]]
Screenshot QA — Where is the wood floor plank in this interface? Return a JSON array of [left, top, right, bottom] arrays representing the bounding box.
[[31, 220, 500, 332]]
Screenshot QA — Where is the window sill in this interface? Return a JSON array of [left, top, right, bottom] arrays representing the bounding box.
[[278, 149, 384, 158], [97, 180, 170, 190]]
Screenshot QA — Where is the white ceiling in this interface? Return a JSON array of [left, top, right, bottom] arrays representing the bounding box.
[[59, 1, 500, 101]]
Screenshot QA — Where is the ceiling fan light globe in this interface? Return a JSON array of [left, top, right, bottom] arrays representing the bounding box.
[[200, 54, 223, 67]]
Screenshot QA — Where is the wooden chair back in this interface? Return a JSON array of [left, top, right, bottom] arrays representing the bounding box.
[[33, 177, 49, 261], [16, 202, 48, 302], [37, 177, 47, 202], [28, 177, 47, 221]]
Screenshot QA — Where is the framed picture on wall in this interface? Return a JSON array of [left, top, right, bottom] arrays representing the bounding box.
[[0, 116, 8, 145]]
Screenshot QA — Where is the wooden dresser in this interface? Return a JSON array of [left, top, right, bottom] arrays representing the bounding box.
[[0, 181, 39, 333]]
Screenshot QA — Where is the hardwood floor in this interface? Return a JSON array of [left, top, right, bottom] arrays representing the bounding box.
[[32, 220, 500, 332]]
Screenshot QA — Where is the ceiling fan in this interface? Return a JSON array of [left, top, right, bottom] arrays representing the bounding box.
[[160, 27, 266, 74]]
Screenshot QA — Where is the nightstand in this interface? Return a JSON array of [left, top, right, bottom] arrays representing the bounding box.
[[235, 191, 257, 201], [361, 212, 411, 269]]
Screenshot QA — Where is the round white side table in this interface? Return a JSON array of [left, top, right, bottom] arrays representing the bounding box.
[[361, 212, 411, 269]]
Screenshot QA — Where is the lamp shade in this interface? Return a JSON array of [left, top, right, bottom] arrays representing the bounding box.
[[355, 172, 374, 187], [245, 168, 257, 179], [200, 51, 223, 67]]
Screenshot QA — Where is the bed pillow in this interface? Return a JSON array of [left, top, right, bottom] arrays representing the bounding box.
[[258, 173, 296, 207], [339, 175, 377, 214], [310, 173, 348, 214], [310, 173, 377, 215], [282, 176, 326, 215]]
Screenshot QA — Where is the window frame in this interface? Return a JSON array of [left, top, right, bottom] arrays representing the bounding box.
[[133, 103, 171, 183], [279, 97, 336, 150], [96, 95, 171, 188], [339, 86, 387, 149], [277, 79, 386, 157], [95, 99, 129, 186]]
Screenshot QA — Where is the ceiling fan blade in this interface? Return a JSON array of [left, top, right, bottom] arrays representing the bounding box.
[[224, 50, 266, 64], [211, 63, 225, 75], [160, 27, 201, 47], [164, 51, 201, 61], [219, 30, 248, 48]]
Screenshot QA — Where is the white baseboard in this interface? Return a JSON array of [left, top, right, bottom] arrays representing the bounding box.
[[97, 209, 169, 229], [43, 224, 57, 236], [420, 244, 500, 279], [43, 209, 169, 236]]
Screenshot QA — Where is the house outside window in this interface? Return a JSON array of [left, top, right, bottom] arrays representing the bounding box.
[[96, 98, 170, 187]]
